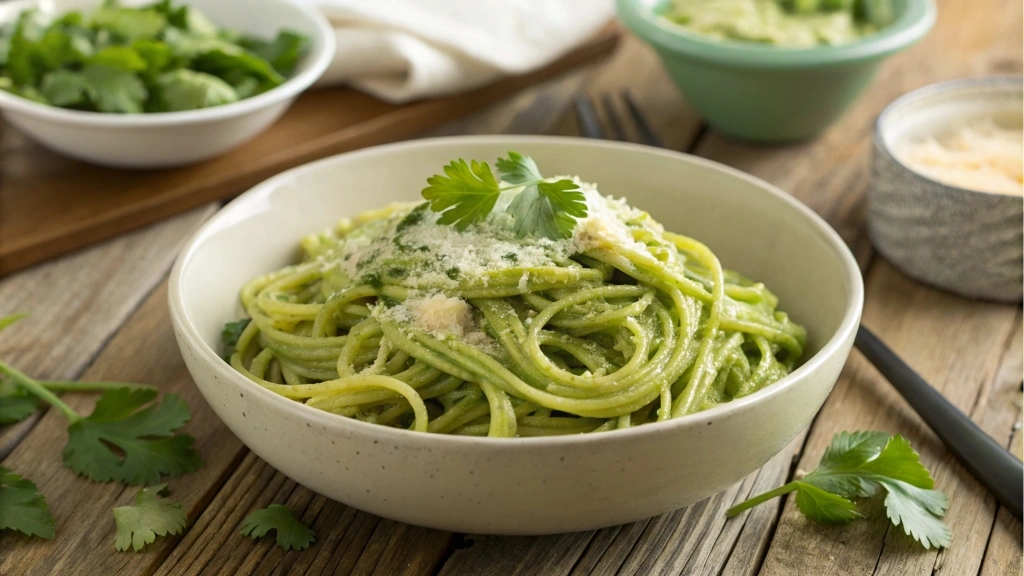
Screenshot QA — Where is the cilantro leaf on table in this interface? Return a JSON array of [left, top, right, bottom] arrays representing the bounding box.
[[0, 466, 55, 539], [113, 484, 186, 551], [240, 504, 316, 551], [64, 387, 202, 485], [422, 152, 588, 239], [422, 159, 503, 230], [727, 431, 952, 549], [0, 377, 42, 424]]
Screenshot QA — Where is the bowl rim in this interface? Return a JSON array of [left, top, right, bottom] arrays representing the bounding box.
[[0, 0, 336, 126], [873, 75, 1024, 199], [169, 135, 865, 447], [615, 0, 936, 69]]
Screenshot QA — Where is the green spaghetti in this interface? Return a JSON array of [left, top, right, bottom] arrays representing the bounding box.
[[225, 152, 806, 437]]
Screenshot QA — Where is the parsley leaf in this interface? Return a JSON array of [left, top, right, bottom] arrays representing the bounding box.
[[727, 431, 951, 549], [64, 387, 202, 485], [0, 466, 55, 539], [506, 178, 587, 240], [240, 504, 315, 551], [113, 484, 186, 551], [422, 159, 502, 230]]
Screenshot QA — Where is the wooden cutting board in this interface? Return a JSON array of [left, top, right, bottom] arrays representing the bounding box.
[[0, 25, 619, 276]]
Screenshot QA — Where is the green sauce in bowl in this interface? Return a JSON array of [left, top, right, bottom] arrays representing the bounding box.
[[662, 0, 894, 47]]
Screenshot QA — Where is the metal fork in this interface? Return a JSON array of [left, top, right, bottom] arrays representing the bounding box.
[[573, 92, 1024, 520]]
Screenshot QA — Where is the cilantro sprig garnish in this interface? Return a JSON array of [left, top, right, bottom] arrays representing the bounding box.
[[0, 467, 55, 539], [114, 484, 187, 551], [240, 504, 316, 551], [728, 431, 952, 549], [421, 151, 587, 240]]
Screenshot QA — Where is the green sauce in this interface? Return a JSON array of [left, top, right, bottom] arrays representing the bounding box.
[[662, 0, 894, 47]]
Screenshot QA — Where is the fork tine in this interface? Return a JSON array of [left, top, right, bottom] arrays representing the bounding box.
[[621, 90, 663, 148], [573, 94, 606, 140], [600, 93, 627, 141]]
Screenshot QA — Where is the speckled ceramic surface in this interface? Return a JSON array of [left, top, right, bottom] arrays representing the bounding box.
[[871, 77, 1024, 302], [169, 136, 863, 535]]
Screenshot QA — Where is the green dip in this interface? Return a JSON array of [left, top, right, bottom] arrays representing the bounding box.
[[662, 0, 894, 47]]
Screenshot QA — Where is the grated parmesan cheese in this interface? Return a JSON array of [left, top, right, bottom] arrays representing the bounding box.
[[380, 294, 493, 347], [896, 119, 1023, 196]]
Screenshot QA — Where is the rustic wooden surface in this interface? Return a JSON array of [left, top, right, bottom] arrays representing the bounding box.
[[0, 24, 619, 276], [1, 0, 1021, 573]]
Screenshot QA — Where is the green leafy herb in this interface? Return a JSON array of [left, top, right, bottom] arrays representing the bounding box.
[[0, 466, 55, 539], [421, 152, 587, 239], [63, 387, 202, 485], [113, 484, 186, 551], [727, 431, 951, 549], [422, 158, 503, 230], [0, 0, 308, 113], [221, 318, 250, 359], [240, 504, 316, 551], [0, 315, 201, 485]]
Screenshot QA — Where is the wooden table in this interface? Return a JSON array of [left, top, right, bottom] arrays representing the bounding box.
[[1, 0, 1021, 573]]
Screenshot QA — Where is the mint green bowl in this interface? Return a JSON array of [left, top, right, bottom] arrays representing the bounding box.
[[617, 0, 936, 142]]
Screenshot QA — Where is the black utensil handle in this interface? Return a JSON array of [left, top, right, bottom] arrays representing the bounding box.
[[855, 325, 1023, 519]]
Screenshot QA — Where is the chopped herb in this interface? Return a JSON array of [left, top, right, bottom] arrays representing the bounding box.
[[445, 267, 460, 280]]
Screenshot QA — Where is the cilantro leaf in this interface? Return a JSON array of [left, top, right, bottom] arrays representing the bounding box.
[[80, 63, 147, 113], [422, 159, 502, 230], [221, 319, 250, 350], [506, 178, 587, 240], [240, 31, 308, 76], [0, 377, 42, 424], [90, 5, 167, 41], [63, 388, 202, 485], [422, 153, 587, 239], [240, 504, 316, 551], [727, 431, 951, 549], [7, 10, 47, 86], [113, 484, 186, 551], [792, 481, 861, 522], [41, 69, 90, 107], [90, 45, 147, 71], [155, 69, 238, 112], [0, 467, 55, 539]]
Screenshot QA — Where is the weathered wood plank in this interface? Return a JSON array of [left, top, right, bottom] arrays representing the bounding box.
[[979, 418, 1022, 576], [759, 259, 1022, 576], [0, 205, 215, 459]]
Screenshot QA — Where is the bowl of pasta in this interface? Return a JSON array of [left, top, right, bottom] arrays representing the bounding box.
[[169, 136, 863, 534]]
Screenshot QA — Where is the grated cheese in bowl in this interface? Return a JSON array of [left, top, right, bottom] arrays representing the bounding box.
[[895, 119, 1023, 196]]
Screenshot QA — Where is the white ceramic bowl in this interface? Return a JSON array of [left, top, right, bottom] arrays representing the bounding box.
[[871, 77, 1023, 302], [0, 0, 334, 168], [169, 136, 863, 535]]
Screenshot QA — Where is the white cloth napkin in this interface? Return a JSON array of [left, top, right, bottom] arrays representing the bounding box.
[[312, 0, 615, 104]]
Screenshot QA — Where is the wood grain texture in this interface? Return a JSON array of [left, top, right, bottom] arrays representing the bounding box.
[[0, 206, 215, 460], [0, 25, 619, 276], [759, 259, 1022, 576]]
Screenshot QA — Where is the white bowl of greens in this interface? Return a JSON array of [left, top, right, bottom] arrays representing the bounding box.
[[0, 0, 334, 168]]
